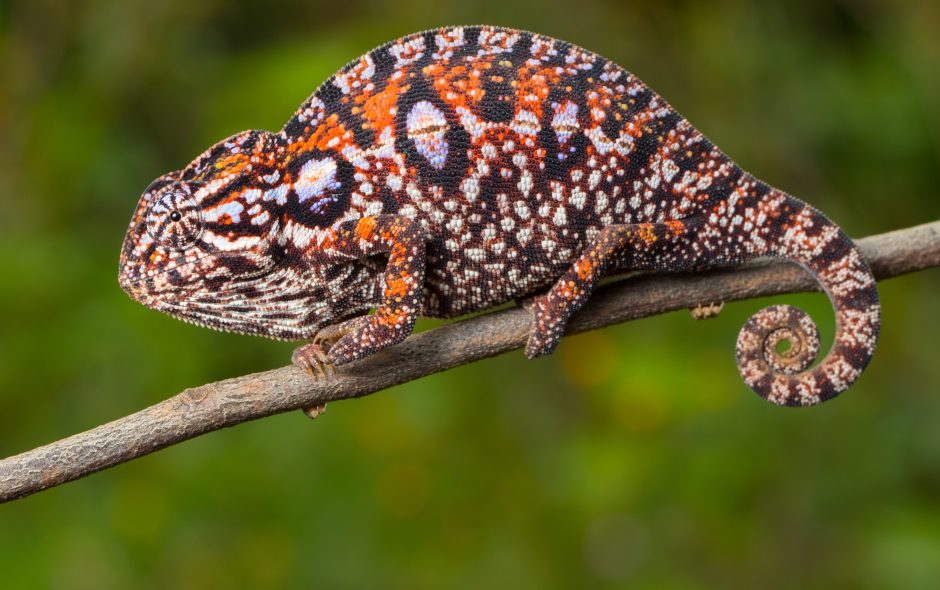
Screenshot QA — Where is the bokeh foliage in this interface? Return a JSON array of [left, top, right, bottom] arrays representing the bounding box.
[[1, 0, 939, 588]]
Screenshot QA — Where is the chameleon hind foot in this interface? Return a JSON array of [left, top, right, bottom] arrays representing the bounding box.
[[690, 301, 724, 320]]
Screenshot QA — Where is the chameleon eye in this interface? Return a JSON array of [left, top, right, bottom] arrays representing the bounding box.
[[145, 190, 202, 250]]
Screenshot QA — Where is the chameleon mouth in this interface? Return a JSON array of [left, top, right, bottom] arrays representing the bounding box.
[[118, 252, 214, 297], [152, 302, 302, 340], [149, 294, 314, 342], [118, 250, 274, 302]]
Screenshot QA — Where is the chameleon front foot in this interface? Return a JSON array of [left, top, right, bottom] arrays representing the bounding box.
[[291, 316, 363, 380], [291, 342, 335, 420], [302, 404, 327, 420], [291, 342, 335, 381]]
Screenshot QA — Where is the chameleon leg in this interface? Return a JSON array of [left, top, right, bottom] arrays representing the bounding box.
[[525, 221, 690, 358], [299, 215, 427, 366]]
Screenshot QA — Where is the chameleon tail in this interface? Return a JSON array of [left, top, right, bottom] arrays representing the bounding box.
[[735, 192, 880, 406]]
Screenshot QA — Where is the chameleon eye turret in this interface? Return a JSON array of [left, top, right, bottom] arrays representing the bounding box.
[[119, 26, 879, 406], [144, 187, 202, 250]]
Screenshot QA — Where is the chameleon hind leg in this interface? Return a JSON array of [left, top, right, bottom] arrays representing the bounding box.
[[524, 220, 691, 358]]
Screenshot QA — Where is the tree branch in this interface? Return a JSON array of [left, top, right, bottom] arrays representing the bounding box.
[[2, 221, 939, 503]]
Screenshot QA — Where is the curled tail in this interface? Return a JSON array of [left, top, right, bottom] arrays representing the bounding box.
[[735, 193, 880, 406]]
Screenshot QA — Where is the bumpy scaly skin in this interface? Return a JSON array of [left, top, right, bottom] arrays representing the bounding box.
[[119, 26, 880, 407]]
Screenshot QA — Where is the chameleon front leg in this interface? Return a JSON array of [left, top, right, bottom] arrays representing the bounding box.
[[293, 215, 427, 371], [525, 221, 691, 358]]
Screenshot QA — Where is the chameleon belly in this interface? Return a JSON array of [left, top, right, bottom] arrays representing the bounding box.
[[119, 26, 880, 406]]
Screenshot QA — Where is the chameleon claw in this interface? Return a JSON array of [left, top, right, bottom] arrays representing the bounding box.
[[690, 301, 725, 321], [292, 343, 334, 419], [291, 342, 336, 381], [302, 403, 328, 420]]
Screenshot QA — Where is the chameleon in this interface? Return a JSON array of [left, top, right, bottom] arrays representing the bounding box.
[[118, 25, 880, 407]]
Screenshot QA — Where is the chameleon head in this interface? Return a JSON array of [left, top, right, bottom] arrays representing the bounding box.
[[118, 130, 291, 337], [119, 174, 209, 302]]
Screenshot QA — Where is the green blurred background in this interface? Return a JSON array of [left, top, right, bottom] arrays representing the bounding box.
[[2, 0, 940, 588]]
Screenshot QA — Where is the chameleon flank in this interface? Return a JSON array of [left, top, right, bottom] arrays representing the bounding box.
[[119, 26, 880, 407]]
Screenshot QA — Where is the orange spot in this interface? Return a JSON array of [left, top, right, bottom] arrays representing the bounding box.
[[211, 154, 250, 177], [390, 242, 408, 258], [288, 113, 351, 155], [360, 78, 401, 131], [576, 259, 594, 280], [563, 281, 580, 300], [319, 229, 336, 251], [384, 273, 411, 300], [638, 224, 657, 244], [356, 217, 377, 240], [665, 219, 685, 236], [375, 307, 403, 328]]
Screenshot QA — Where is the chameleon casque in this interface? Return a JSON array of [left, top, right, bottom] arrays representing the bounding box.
[[119, 26, 881, 407]]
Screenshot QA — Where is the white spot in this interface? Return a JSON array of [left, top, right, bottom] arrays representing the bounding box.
[[570, 187, 587, 210], [261, 171, 280, 184], [263, 185, 289, 205], [466, 247, 485, 262], [251, 210, 270, 226], [517, 226, 533, 245], [389, 35, 426, 66], [551, 101, 580, 144], [511, 109, 541, 136], [295, 158, 339, 202], [662, 159, 679, 182], [461, 177, 480, 202], [406, 101, 449, 169], [205, 200, 244, 223], [446, 217, 463, 232], [242, 188, 262, 204], [517, 170, 533, 197]]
